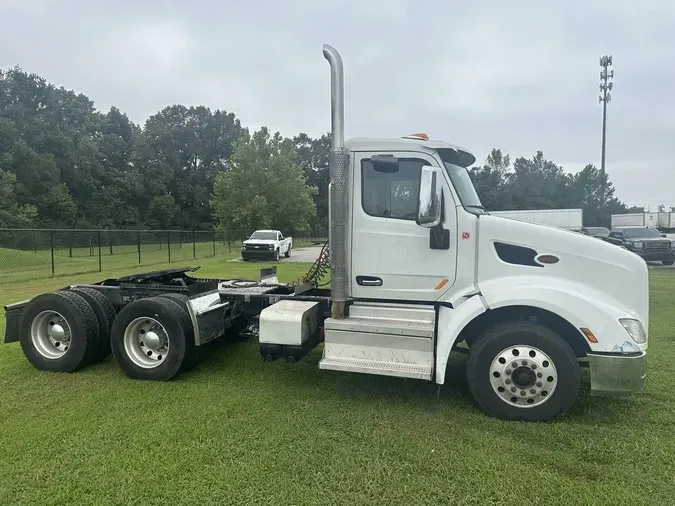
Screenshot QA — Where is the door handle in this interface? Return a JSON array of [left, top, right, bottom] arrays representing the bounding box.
[[356, 275, 383, 286]]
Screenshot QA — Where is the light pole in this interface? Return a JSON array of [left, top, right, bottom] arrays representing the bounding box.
[[599, 55, 614, 204]]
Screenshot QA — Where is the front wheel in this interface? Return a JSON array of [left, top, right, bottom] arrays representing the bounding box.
[[274, 249, 280, 261], [466, 322, 580, 421]]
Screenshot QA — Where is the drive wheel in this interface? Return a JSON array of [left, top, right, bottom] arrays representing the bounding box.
[[154, 293, 199, 371], [466, 322, 580, 421], [274, 249, 280, 261], [284, 247, 291, 258], [69, 287, 116, 364], [19, 291, 98, 372], [111, 297, 194, 381]]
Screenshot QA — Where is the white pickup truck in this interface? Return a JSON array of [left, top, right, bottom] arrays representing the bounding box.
[[241, 230, 292, 261]]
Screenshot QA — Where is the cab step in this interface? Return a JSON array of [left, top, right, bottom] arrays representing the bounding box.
[[325, 316, 434, 338], [321, 315, 435, 381], [347, 301, 435, 324], [318, 356, 432, 380]]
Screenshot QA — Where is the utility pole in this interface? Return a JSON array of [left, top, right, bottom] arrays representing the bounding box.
[[598, 55, 614, 204]]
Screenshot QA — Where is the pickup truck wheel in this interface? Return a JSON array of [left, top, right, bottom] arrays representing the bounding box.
[[274, 249, 280, 261], [69, 287, 116, 364], [662, 260, 674, 266], [466, 322, 580, 421], [19, 291, 98, 372], [110, 297, 194, 381], [284, 247, 291, 258]]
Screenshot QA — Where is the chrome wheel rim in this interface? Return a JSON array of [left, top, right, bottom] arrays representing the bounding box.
[[31, 310, 72, 359], [489, 345, 558, 408], [123, 317, 169, 369]]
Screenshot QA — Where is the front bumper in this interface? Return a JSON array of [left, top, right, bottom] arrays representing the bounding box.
[[628, 248, 674, 261], [241, 249, 275, 259], [639, 253, 673, 261], [587, 351, 647, 395]]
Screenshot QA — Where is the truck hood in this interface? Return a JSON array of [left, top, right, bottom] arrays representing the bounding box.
[[243, 239, 275, 246], [476, 216, 649, 330]]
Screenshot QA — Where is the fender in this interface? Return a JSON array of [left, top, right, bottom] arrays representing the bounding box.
[[478, 276, 645, 354], [435, 294, 487, 384], [434, 277, 646, 384]]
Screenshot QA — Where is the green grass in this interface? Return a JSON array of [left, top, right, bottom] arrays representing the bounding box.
[[0, 237, 323, 287], [0, 263, 674, 505]]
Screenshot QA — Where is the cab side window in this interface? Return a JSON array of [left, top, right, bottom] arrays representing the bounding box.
[[361, 158, 426, 220]]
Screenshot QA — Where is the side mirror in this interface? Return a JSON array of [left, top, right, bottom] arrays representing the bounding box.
[[370, 154, 399, 173], [661, 233, 667, 238], [417, 166, 442, 228]]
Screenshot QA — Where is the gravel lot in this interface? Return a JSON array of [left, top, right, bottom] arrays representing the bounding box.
[[229, 246, 324, 263]]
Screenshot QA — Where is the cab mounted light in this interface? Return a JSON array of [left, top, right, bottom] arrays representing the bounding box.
[[402, 132, 429, 141]]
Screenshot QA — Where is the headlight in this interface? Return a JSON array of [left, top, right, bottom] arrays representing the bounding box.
[[619, 318, 647, 344], [631, 242, 643, 249]]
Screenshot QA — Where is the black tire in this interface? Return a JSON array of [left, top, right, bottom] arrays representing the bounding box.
[[662, 260, 674, 266], [466, 321, 581, 422], [274, 249, 280, 261], [69, 287, 116, 364], [154, 293, 199, 370], [284, 247, 291, 258], [19, 291, 99, 372], [110, 297, 195, 381]]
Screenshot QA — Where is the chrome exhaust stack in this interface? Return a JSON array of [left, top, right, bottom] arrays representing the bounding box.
[[323, 44, 348, 319]]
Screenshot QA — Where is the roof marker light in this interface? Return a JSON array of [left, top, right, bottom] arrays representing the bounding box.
[[403, 132, 429, 141]]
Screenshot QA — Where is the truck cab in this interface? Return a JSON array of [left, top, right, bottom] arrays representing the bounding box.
[[278, 124, 647, 421]]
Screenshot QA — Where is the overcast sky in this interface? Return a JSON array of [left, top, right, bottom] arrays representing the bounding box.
[[1, 1, 673, 207]]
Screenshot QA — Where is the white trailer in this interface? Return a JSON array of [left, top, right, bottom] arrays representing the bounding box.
[[658, 212, 675, 230], [2, 44, 649, 423], [489, 209, 582, 230], [611, 212, 658, 228]]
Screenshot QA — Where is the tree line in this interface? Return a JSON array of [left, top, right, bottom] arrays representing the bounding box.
[[0, 66, 641, 233]]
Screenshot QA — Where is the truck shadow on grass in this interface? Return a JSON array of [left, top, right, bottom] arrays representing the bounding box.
[[190, 336, 641, 425]]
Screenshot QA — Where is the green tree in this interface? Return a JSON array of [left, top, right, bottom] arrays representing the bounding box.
[[469, 149, 513, 211], [292, 133, 330, 231], [141, 105, 246, 229], [211, 128, 317, 234]]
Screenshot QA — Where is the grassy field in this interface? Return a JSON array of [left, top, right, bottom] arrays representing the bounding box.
[[0, 260, 674, 505], [0, 237, 324, 287]]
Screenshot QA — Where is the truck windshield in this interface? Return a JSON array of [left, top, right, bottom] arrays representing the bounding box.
[[437, 148, 485, 215], [249, 231, 277, 240], [624, 228, 662, 239]]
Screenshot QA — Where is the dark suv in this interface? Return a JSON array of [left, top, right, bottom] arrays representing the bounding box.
[[606, 226, 675, 265]]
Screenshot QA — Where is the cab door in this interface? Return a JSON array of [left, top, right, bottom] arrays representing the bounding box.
[[350, 151, 458, 302]]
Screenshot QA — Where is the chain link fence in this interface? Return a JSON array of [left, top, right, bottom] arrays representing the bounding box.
[[0, 228, 327, 286]]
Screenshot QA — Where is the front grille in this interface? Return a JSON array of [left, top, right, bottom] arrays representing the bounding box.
[[644, 242, 670, 252]]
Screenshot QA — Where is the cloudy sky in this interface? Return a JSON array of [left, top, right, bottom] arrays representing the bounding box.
[[1, 1, 673, 207]]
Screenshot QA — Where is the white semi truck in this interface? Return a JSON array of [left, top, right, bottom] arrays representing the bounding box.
[[3, 45, 648, 421]]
